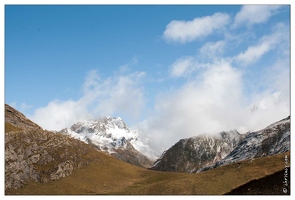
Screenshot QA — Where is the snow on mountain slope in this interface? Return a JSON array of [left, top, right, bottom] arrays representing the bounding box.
[[198, 116, 290, 172], [149, 130, 244, 173], [59, 116, 155, 167]]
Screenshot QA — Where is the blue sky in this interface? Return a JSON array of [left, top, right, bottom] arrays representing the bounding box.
[[5, 5, 291, 151]]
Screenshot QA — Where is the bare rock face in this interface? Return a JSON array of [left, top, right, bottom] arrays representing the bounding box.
[[5, 104, 40, 131], [50, 161, 74, 180], [5, 104, 100, 191]]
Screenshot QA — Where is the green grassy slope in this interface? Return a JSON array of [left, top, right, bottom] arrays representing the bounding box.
[[6, 151, 289, 195]]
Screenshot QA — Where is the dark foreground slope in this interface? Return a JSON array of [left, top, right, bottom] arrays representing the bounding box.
[[226, 167, 290, 195]]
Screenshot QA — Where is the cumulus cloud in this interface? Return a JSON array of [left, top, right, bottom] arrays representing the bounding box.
[[233, 5, 282, 28], [88, 71, 146, 119], [169, 40, 226, 78], [29, 70, 146, 131], [163, 12, 230, 43], [144, 22, 290, 153], [143, 60, 246, 151], [30, 99, 92, 131], [143, 58, 290, 154]]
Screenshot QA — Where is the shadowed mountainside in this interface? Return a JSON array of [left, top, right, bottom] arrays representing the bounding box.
[[226, 167, 290, 195]]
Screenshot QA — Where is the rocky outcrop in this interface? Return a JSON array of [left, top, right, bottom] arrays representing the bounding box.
[[5, 104, 40, 131], [5, 104, 101, 191]]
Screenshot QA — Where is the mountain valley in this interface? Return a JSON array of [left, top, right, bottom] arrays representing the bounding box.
[[4, 104, 290, 195]]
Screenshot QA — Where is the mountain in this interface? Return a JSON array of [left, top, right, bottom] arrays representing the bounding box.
[[198, 116, 290, 172], [149, 130, 244, 172], [150, 116, 290, 173], [58, 117, 153, 167], [5, 104, 290, 195], [5, 104, 103, 190], [5, 104, 41, 132]]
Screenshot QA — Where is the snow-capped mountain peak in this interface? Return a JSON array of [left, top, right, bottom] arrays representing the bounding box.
[[59, 116, 155, 164]]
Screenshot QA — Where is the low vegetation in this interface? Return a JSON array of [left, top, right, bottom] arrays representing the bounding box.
[[5, 104, 290, 195], [6, 151, 289, 195]]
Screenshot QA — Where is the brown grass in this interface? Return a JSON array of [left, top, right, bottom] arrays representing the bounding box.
[[5, 122, 22, 133], [6, 151, 289, 195]]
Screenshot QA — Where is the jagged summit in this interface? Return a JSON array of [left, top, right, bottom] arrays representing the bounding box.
[[149, 130, 244, 173], [150, 115, 290, 174], [59, 116, 154, 167], [197, 115, 290, 172]]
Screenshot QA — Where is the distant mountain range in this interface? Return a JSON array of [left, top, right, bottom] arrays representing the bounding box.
[[198, 116, 290, 172], [149, 116, 290, 173], [5, 103, 290, 194]]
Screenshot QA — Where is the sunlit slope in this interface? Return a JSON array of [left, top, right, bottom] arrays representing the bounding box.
[[7, 151, 289, 195]]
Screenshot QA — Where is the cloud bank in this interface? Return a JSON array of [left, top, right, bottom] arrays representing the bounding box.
[[29, 70, 146, 131], [144, 59, 289, 152]]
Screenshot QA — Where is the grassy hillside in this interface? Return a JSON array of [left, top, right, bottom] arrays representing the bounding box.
[[6, 151, 289, 195], [5, 123, 103, 190]]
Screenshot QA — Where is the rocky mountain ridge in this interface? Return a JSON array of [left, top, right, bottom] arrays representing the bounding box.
[[198, 116, 290, 172], [59, 117, 153, 167], [150, 116, 290, 173], [5, 104, 102, 190], [149, 130, 244, 172]]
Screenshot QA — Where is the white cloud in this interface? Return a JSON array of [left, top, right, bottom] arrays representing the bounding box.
[[144, 60, 246, 151], [143, 58, 290, 154], [30, 99, 92, 131], [199, 40, 226, 58], [29, 70, 146, 131], [233, 5, 282, 28], [235, 42, 271, 65], [169, 40, 226, 78], [234, 22, 288, 66], [91, 71, 146, 119], [169, 56, 195, 77], [163, 12, 230, 44]]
